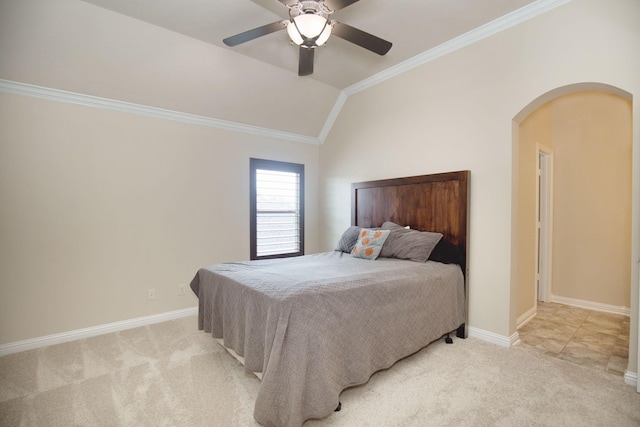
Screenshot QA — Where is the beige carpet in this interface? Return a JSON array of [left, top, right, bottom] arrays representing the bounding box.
[[1, 316, 639, 426]]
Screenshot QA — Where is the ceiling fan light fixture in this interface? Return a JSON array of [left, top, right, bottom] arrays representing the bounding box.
[[287, 14, 332, 47], [315, 20, 333, 46], [223, 0, 392, 76]]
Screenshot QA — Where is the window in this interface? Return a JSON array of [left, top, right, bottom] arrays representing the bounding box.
[[250, 158, 304, 260]]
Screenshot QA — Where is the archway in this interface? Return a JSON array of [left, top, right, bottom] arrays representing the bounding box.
[[511, 82, 633, 375]]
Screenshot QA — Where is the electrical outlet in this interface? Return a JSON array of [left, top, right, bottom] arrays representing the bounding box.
[[178, 284, 186, 296], [147, 288, 156, 300]]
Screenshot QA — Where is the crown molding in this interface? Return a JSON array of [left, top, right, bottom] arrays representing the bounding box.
[[344, 0, 572, 96], [0, 1, 570, 145], [317, 90, 348, 142], [0, 79, 321, 145]]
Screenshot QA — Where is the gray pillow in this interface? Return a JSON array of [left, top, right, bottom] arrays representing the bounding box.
[[379, 221, 443, 262], [335, 226, 361, 253]]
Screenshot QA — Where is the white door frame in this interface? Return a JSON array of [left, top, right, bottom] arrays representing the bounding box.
[[536, 144, 553, 303]]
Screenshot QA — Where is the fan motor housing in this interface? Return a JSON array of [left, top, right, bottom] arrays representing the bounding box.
[[289, 1, 332, 19]]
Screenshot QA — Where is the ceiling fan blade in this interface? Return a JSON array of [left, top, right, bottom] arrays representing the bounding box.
[[331, 22, 392, 55], [223, 21, 286, 47], [298, 47, 315, 76], [324, 0, 360, 11], [251, 0, 289, 17]]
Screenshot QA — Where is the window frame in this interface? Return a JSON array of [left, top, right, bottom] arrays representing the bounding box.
[[250, 158, 305, 260]]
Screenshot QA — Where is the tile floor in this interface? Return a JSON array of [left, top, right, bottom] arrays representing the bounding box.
[[517, 301, 630, 376]]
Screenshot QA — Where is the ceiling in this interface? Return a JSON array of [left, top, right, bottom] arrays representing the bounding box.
[[1, 0, 551, 140], [81, 0, 537, 91]]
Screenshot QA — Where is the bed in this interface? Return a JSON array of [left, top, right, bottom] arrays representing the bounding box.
[[190, 170, 469, 427]]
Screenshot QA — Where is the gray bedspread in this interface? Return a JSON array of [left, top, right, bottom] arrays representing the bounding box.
[[190, 251, 465, 427]]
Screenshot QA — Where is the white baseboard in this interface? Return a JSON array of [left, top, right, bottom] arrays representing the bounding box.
[[510, 331, 522, 347], [516, 297, 628, 331], [517, 306, 537, 329], [0, 316, 556, 356], [468, 326, 516, 347], [551, 295, 630, 316], [624, 370, 638, 388], [0, 307, 198, 357]]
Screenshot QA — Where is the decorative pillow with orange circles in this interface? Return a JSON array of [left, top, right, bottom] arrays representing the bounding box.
[[351, 228, 391, 260]]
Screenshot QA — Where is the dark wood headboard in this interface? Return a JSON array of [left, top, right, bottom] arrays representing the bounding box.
[[352, 171, 470, 338], [351, 170, 470, 267]]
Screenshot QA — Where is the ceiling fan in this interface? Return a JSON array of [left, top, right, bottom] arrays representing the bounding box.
[[223, 0, 392, 76]]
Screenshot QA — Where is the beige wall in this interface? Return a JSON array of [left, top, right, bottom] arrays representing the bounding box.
[[1, 0, 639, 378], [0, 92, 320, 344], [319, 0, 640, 374], [552, 92, 632, 306], [516, 92, 632, 322]]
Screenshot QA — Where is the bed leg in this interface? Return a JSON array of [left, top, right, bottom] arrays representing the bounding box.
[[335, 402, 342, 412], [445, 333, 453, 344], [456, 323, 466, 339]]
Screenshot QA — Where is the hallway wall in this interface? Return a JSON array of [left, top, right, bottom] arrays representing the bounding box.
[[552, 92, 632, 307]]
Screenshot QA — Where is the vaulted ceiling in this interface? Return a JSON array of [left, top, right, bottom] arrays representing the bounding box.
[[81, 0, 536, 89], [1, 0, 550, 141]]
